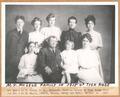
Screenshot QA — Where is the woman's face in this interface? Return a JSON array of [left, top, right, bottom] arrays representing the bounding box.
[[48, 17, 56, 27], [87, 20, 94, 31], [34, 20, 41, 31], [28, 43, 35, 53], [68, 19, 77, 29], [82, 37, 90, 48]]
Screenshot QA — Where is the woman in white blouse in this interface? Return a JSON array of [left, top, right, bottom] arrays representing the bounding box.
[[83, 15, 103, 50], [28, 17, 44, 53], [82, 15, 104, 80], [41, 13, 61, 41], [17, 42, 43, 82], [77, 33, 104, 83]]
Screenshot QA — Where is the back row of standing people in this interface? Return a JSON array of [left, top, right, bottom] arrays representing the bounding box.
[[6, 13, 103, 83]]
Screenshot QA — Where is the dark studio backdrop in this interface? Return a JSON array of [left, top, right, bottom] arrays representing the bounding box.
[[5, 5, 115, 83]]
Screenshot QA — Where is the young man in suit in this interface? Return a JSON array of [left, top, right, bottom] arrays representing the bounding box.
[[36, 36, 62, 83], [6, 15, 28, 82]]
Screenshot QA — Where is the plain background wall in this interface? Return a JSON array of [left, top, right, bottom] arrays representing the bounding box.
[[5, 5, 115, 83]]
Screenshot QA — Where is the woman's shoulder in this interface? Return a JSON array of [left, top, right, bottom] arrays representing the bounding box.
[[61, 50, 67, 55], [29, 31, 36, 36], [61, 50, 71, 56], [94, 30, 101, 34], [61, 49, 75, 53], [81, 31, 87, 35], [76, 49, 86, 57], [76, 49, 83, 53], [29, 31, 43, 36], [76, 49, 93, 54], [91, 31, 101, 37], [41, 27, 48, 30], [76, 49, 97, 57], [54, 26, 61, 30], [82, 31, 101, 35], [20, 54, 28, 59], [41, 27, 49, 33]]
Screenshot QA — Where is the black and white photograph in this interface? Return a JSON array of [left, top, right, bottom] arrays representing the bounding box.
[[2, 2, 118, 85]]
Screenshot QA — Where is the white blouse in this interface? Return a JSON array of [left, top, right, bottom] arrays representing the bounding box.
[[83, 31, 103, 50], [41, 26, 61, 41], [17, 53, 37, 78], [77, 49, 99, 69], [29, 31, 44, 45], [76, 49, 104, 83]]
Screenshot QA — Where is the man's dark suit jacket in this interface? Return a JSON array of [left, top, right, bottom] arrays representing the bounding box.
[[36, 47, 62, 83], [6, 28, 28, 82], [60, 28, 82, 51]]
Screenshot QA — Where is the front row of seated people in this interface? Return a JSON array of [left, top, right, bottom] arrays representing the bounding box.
[[17, 33, 104, 83]]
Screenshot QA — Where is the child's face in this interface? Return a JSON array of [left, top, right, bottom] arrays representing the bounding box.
[[28, 43, 35, 53], [66, 41, 74, 50]]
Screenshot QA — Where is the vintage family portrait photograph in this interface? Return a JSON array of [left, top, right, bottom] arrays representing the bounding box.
[[1, 2, 118, 86]]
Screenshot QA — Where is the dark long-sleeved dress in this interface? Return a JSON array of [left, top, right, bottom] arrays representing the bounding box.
[[60, 28, 82, 51]]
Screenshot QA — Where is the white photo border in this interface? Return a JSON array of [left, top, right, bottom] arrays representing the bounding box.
[[1, 2, 119, 87]]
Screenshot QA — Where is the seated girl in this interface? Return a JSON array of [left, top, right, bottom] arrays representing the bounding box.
[[60, 40, 79, 83], [17, 42, 43, 82]]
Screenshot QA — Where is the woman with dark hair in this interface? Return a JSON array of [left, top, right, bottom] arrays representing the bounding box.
[[77, 33, 104, 83], [60, 16, 82, 51], [84, 15, 103, 50], [82, 15, 104, 80], [28, 17, 44, 53]]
